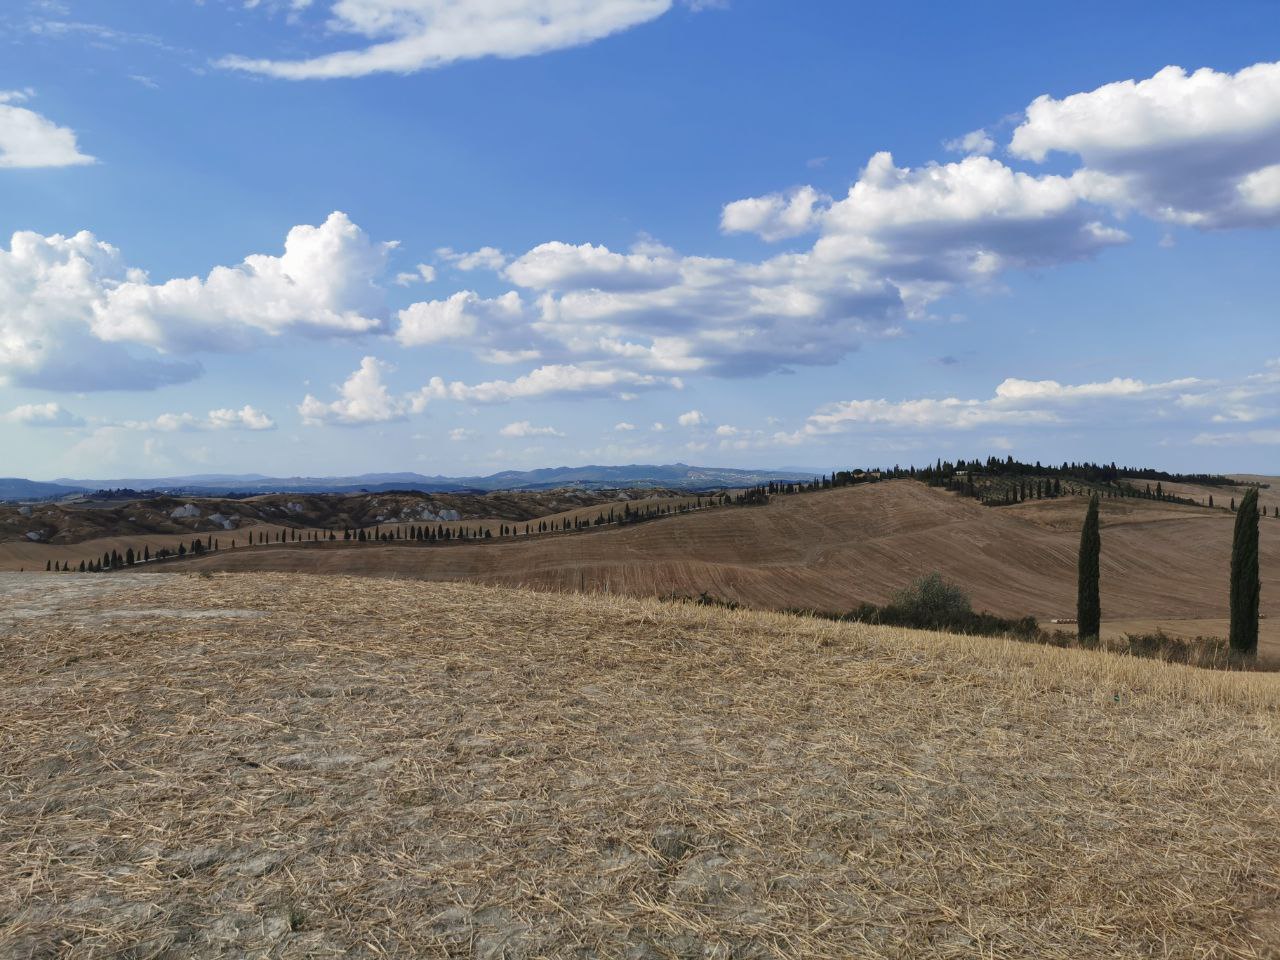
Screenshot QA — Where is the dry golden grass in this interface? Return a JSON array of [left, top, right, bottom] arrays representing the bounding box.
[[3, 571, 1280, 958]]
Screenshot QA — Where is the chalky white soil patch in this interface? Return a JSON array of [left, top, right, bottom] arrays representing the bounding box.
[[0, 572, 265, 634]]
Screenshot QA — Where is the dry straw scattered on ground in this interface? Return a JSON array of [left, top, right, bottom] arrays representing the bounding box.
[[2, 571, 1280, 958]]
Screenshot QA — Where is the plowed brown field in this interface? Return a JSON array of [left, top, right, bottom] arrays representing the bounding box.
[[170, 481, 1279, 655]]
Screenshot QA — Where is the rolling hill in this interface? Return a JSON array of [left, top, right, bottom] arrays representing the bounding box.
[[17, 463, 819, 498], [170, 480, 1279, 655]]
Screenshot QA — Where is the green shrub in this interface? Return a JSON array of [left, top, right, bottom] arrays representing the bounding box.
[[844, 574, 1039, 640], [891, 572, 972, 623]]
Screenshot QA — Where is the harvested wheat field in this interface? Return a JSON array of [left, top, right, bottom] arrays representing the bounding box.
[[3, 571, 1280, 959], [175, 481, 1280, 657]]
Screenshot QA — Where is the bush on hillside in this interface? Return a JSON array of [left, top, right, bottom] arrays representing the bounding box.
[[681, 576, 1256, 672], [1119, 631, 1235, 668], [891, 573, 973, 623], [842, 574, 1040, 640]]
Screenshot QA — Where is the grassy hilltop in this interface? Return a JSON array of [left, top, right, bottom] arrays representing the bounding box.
[[3, 572, 1279, 958]]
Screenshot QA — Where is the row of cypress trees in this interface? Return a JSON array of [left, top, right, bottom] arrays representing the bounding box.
[[1076, 488, 1262, 658], [54, 493, 734, 572]]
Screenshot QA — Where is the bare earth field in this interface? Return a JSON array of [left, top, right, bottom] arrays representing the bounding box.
[[171, 482, 1280, 659], [2, 571, 1279, 958]]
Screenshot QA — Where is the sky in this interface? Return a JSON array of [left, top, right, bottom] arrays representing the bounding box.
[[2, 0, 1279, 481]]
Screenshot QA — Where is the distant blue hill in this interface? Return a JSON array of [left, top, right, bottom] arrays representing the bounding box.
[[9, 463, 821, 499], [0, 478, 93, 501]]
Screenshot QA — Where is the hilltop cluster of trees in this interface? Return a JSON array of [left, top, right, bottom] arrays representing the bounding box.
[[869, 456, 1220, 484], [87, 488, 155, 501], [850, 456, 1244, 510]]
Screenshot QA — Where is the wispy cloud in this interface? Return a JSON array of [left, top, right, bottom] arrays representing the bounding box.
[[219, 0, 677, 80]]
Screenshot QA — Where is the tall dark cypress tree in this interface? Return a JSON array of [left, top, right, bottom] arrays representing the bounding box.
[[1077, 493, 1101, 641], [1229, 487, 1261, 658]]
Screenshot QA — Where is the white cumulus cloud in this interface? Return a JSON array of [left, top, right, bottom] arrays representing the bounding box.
[[418, 362, 681, 405], [0, 213, 400, 391], [815, 152, 1128, 282], [300, 358, 681, 425], [1011, 61, 1280, 228], [438, 245, 508, 271], [394, 263, 436, 285], [499, 420, 564, 438], [0, 229, 201, 390], [95, 212, 391, 351], [803, 373, 1228, 436], [2, 402, 84, 427], [396, 290, 524, 347], [206, 405, 277, 430], [506, 241, 680, 291], [943, 128, 996, 156], [0, 90, 94, 169], [299, 356, 407, 425], [720, 186, 830, 241], [124, 405, 277, 432]]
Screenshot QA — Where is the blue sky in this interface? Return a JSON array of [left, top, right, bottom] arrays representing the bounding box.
[[2, 0, 1279, 480]]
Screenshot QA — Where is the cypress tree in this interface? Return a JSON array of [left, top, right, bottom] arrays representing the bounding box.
[[1229, 488, 1261, 658], [1077, 493, 1101, 641]]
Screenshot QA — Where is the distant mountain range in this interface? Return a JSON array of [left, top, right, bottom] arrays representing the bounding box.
[[0, 479, 92, 501], [1, 464, 822, 500]]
